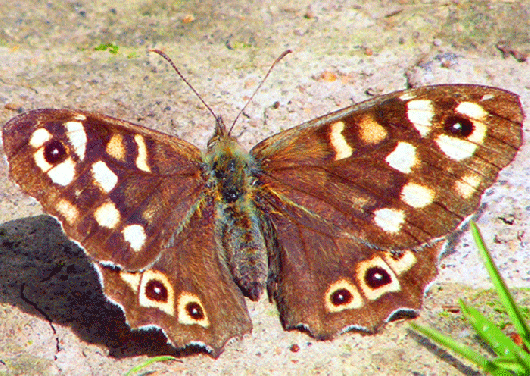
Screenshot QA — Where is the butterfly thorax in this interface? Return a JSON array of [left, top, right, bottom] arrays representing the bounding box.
[[205, 136, 269, 301]]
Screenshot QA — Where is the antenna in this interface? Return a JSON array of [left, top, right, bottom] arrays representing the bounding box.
[[229, 49, 292, 134], [149, 49, 220, 123], [150, 49, 292, 135]]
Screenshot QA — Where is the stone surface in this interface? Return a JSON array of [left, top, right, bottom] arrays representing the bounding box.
[[1, 0, 529, 375]]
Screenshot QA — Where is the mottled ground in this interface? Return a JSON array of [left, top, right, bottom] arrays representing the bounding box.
[[0, 1, 529, 375]]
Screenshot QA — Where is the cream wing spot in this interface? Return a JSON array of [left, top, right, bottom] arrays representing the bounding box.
[[374, 208, 405, 233], [435, 134, 477, 161], [33, 149, 53, 172], [119, 271, 142, 291], [56, 199, 79, 224], [65, 121, 87, 160], [139, 270, 175, 317], [383, 251, 417, 275], [456, 102, 488, 120], [330, 121, 353, 160], [358, 115, 388, 145], [29, 128, 52, 148], [106, 134, 126, 161], [385, 142, 418, 173], [94, 202, 121, 229], [47, 158, 76, 186], [134, 134, 151, 172], [401, 182, 435, 208], [455, 173, 482, 198], [325, 279, 363, 313], [122, 224, 146, 252], [73, 114, 87, 121], [177, 292, 209, 327], [357, 257, 400, 301], [407, 99, 434, 137], [91, 161, 118, 193], [399, 93, 416, 101]]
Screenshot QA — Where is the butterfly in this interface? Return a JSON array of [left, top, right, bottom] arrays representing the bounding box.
[[2, 54, 523, 357]]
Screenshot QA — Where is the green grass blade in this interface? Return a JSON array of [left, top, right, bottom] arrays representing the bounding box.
[[124, 356, 178, 376], [410, 322, 492, 368], [470, 222, 530, 349], [493, 355, 530, 375], [460, 301, 530, 373], [411, 322, 520, 375], [410, 223, 530, 375]]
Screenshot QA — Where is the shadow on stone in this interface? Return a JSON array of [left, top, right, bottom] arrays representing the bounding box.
[[0, 215, 208, 358]]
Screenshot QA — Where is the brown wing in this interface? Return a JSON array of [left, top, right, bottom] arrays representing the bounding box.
[[97, 200, 251, 357], [252, 85, 523, 250], [260, 193, 440, 337], [253, 85, 522, 337], [3, 109, 205, 269]]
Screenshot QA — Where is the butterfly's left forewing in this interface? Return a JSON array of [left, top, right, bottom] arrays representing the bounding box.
[[3, 109, 251, 355], [253, 85, 523, 337], [3, 109, 205, 269]]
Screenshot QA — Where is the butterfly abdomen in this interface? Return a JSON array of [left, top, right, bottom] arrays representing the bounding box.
[[207, 137, 269, 301]]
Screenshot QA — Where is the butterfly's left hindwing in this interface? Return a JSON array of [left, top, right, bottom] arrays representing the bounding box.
[[97, 200, 251, 356]]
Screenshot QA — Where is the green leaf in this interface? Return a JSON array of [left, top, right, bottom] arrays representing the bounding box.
[[94, 42, 119, 54]]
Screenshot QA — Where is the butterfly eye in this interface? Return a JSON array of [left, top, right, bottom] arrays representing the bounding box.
[[223, 188, 241, 203], [44, 140, 68, 164], [445, 116, 474, 137], [227, 159, 236, 172], [145, 279, 169, 302], [364, 266, 392, 289], [214, 168, 224, 179]]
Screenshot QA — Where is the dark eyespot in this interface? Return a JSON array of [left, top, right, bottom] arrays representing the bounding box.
[[186, 301, 205, 320], [365, 266, 392, 289], [330, 288, 353, 307], [44, 140, 68, 164], [145, 279, 168, 302], [445, 116, 474, 137]]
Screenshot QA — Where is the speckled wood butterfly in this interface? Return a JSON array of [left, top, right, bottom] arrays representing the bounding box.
[[2, 54, 523, 357]]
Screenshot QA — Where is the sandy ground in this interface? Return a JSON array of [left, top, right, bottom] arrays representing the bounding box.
[[0, 0, 529, 375]]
